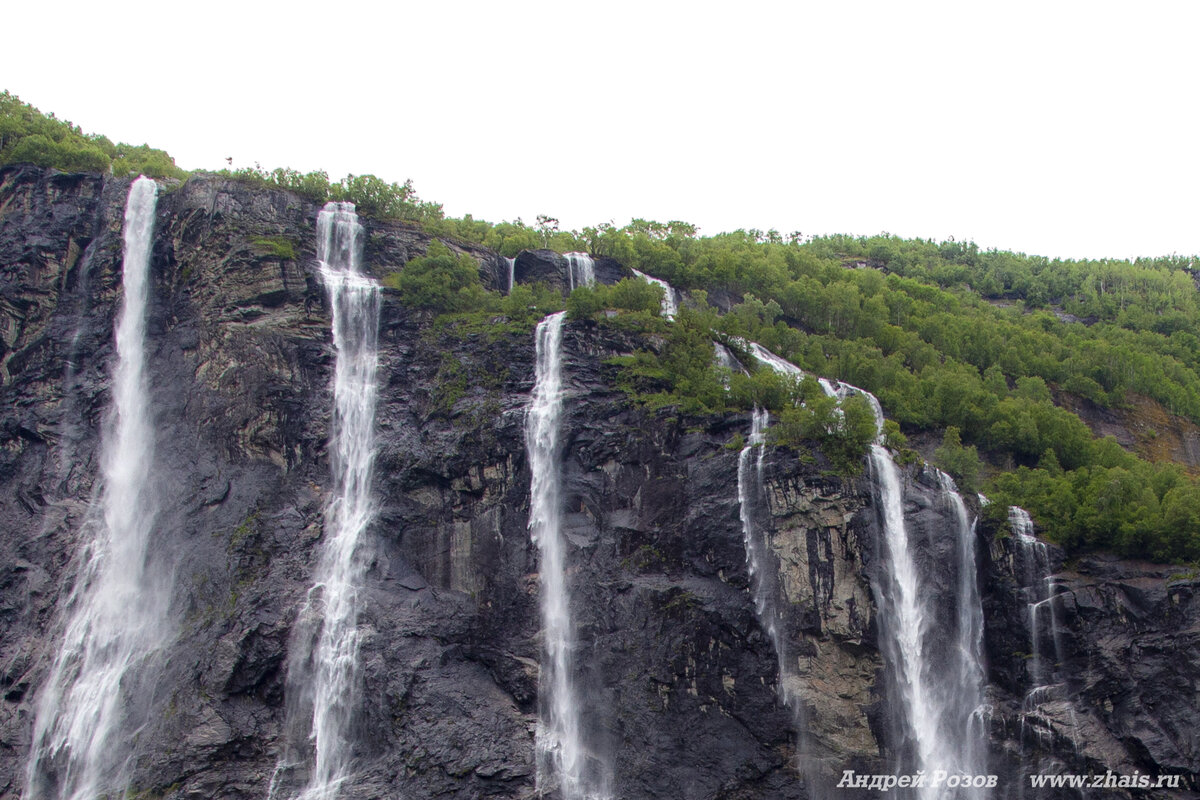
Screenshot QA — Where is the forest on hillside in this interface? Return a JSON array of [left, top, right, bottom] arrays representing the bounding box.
[[4, 90, 1200, 564]]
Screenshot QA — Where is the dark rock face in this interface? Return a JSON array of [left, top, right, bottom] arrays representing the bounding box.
[[983, 538, 1200, 798], [512, 249, 627, 294], [0, 165, 1197, 800]]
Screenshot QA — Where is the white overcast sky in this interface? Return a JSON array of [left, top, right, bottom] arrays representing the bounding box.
[[3, 1, 1197, 260]]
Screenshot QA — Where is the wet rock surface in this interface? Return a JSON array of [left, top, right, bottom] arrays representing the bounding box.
[[0, 165, 1197, 799]]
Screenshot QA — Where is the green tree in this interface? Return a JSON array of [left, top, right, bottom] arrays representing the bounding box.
[[384, 242, 489, 313], [934, 426, 982, 491]]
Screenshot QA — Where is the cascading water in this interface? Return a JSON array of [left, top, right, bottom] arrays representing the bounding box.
[[1008, 507, 1065, 691], [713, 343, 746, 375], [938, 470, 988, 797], [736, 408, 794, 702], [870, 445, 942, 787], [740, 345, 856, 794], [271, 202, 380, 800], [746, 341, 989, 796], [506, 256, 517, 294], [870, 459, 990, 796], [526, 311, 609, 800], [630, 268, 680, 318], [27, 177, 168, 800], [563, 252, 595, 291], [735, 404, 831, 792], [1009, 507, 1077, 764], [747, 342, 804, 381]]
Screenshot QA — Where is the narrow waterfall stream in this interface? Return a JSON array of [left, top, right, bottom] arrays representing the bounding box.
[[526, 311, 610, 800], [869, 445, 943, 785], [27, 177, 167, 800], [1009, 507, 1066, 694], [506, 256, 517, 293], [736, 408, 791, 697], [272, 202, 380, 800], [630, 268, 680, 318], [939, 471, 989, 798], [1009, 506, 1080, 782]]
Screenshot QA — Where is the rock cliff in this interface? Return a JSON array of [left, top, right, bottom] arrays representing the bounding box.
[[0, 165, 1196, 799]]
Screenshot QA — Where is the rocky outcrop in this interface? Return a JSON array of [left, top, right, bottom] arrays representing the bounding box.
[[982, 534, 1200, 797], [0, 164, 1198, 800], [512, 249, 626, 294], [1056, 390, 1200, 471]]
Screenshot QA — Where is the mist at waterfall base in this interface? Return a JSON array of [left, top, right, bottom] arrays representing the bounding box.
[[26, 177, 170, 800], [270, 203, 381, 800]]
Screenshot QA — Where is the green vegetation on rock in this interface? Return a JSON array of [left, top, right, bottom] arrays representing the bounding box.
[[7, 89, 1200, 562]]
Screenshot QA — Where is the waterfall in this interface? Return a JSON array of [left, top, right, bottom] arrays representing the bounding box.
[[506, 256, 517, 293], [743, 343, 989, 795], [736, 409, 793, 701], [1009, 507, 1064, 691], [563, 252, 595, 291], [736, 405, 828, 789], [630, 268, 680, 318], [747, 342, 805, 381], [738, 347, 847, 792], [939, 471, 988, 798], [27, 177, 168, 800], [870, 457, 990, 796], [1009, 507, 1077, 762], [713, 343, 747, 389], [870, 446, 943, 786], [526, 311, 609, 800], [713, 343, 746, 375], [271, 202, 380, 800]]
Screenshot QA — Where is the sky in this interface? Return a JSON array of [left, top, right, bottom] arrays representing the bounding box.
[[3, 0, 1197, 260]]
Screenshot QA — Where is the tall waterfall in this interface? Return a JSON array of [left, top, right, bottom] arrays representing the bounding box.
[[272, 202, 380, 800], [630, 268, 680, 318], [736, 408, 794, 702], [564, 252, 595, 291], [870, 446, 941, 783], [506, 256, 517, 294], [526, 311, 609, 800], [27, 177, 167, 800], [939, 471, 988, 796], [747, 342, 988, 795]]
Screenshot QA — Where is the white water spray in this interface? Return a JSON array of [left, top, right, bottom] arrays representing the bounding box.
[[506, 257, 517, 293], [630, 268, 680, 318], [713, 343, 746, 376], [736, 409, 792, 692], [743, 344, 989, 795], [939, 471, 989, 798], [870, 446, 943, 787], [526, 311, 609, 800], [747, 342, 804, 381], [563, 252, 595, 291], [27, 177, 167, 800], [1009, 507, 1078, 762], [272, 202, 380, 800]]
